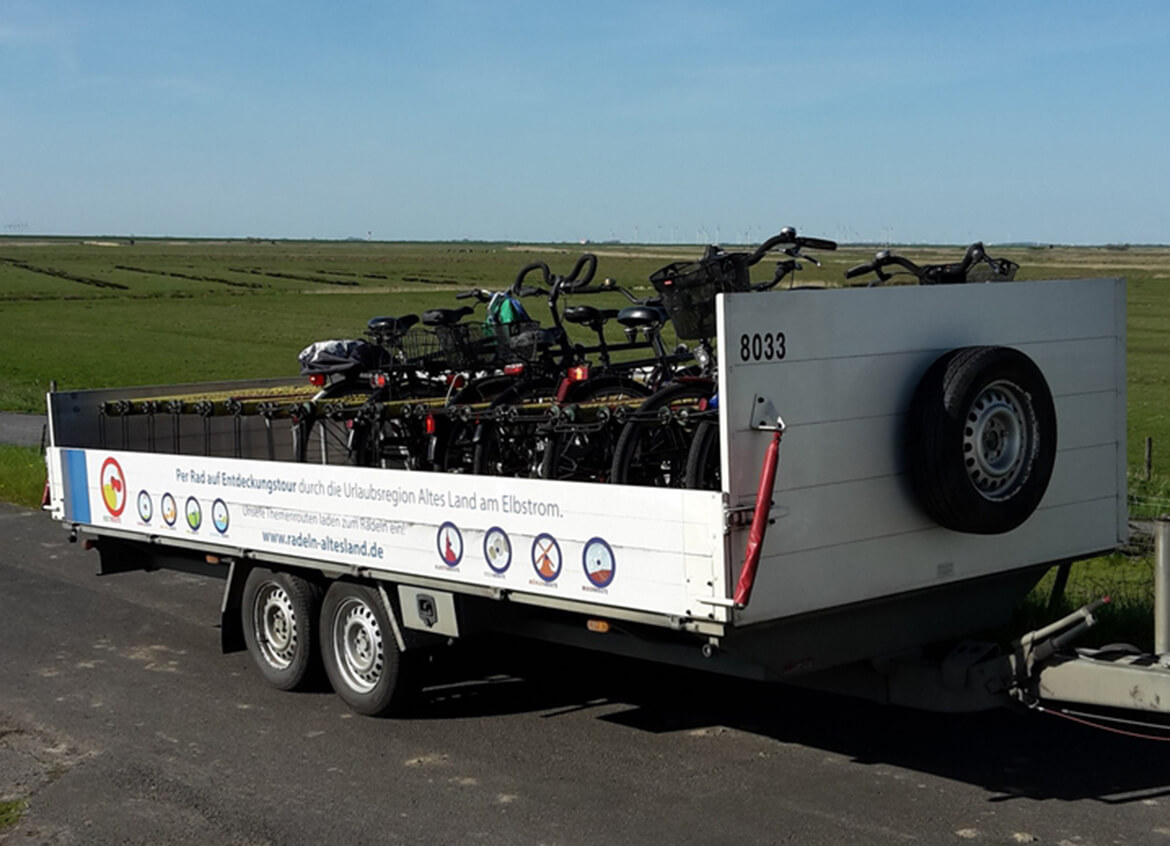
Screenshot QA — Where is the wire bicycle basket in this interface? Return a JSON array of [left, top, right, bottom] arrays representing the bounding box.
[[649, 249, 752, 339]]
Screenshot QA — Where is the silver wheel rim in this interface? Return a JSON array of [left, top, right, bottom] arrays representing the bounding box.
[[331, 596, 384, 694], [252, 582, 298, 670], [963, 380, 1031, 501]]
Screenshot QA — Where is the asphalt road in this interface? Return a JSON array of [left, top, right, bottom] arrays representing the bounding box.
[[0, 413, 44, 448], [2, 502, 1170, 845]]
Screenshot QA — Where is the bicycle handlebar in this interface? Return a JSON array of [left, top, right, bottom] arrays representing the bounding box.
[[511, 261, 552, 294], [746, 227, 838, 267], [846, 242, 1015, 286]]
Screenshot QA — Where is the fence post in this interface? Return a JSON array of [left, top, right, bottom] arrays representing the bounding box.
[[1146, 436, 1153, 482], [1155, 515, 1170, 657]]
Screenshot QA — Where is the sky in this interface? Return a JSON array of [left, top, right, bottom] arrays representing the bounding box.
[[1, 0, 1168, 245]]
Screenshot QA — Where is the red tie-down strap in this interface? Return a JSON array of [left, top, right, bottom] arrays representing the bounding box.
[[733, 428, 784, 608]]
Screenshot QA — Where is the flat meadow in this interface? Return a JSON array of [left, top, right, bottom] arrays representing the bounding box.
[[3, 236, 1169, 644]]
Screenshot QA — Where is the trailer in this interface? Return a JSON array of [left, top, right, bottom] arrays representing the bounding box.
[[42, 276, 1170, 719]]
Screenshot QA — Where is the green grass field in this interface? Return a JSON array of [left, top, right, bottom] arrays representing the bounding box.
[[2, 236, 1168, 644]]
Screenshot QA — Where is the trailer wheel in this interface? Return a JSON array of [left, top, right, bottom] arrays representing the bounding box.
[[907, 346, 1056, 534], [241, 568, 322, 691], [320, 582, 415, 717]]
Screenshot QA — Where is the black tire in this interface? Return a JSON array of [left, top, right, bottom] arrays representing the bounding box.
[[241, 568, 323, 691], [906, 346, 1057, 534], [473, 379, 558, 477], [436, 375, 517, 473], [539, 376, 651, 482], [320, 582, 416, 717], [609, 380, 714, 487], [684, 421, 721, 491]]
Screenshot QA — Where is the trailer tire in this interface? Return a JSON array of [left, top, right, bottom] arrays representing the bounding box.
[[907, 346, 1056, 534], [241, 568, 322, 691], [320, 582, 415, 717]]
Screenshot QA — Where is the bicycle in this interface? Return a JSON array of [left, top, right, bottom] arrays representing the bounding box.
[[609, 228, 838, 489]]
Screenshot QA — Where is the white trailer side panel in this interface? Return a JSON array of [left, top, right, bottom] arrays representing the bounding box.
[[717, 278, 1126, 626], [46, 448, 726, 622]]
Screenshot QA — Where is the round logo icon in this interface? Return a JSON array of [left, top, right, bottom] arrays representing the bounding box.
[[100, 457, 126, 517], [582, 537, 616, 588], [532, 533, 562, 583], [483, 527, 512, 574], [136, 490, 153, 523], [185, 497, 202, 531], [212, 498, 230, 534], [161, 493, 177, 527], [437, 522, 463, 567]]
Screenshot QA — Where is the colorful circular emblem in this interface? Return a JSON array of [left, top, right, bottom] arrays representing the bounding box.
[[136, 490, 153, 523], [531, 533, 562, 583], [582, 537, 616, 588], [483, 527, 512, 574], [185, 496, 202, 531], [161, 493, 177, 527], [100, 457, 126, 517], [212, 498, 230, 534], [437, 522, 463, 567]]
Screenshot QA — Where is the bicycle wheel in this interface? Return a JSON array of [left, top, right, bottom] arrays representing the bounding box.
[[539, 376, 650, 482], [683, 421, 721, 490], [609, 380, 714, 487], [436, 375, 517, 474], [473, 379, 558, 477]]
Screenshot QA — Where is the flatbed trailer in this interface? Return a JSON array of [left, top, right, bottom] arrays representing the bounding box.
[[42, 277, 1170, 719]]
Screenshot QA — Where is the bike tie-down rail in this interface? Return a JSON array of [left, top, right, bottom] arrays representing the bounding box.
[[733, 395, 786, 609]]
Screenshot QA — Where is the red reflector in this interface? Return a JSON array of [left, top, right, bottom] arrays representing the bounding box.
[[308, 373, 326, 387], [663, 278, 674, 286], [41, 480, 51, 507], [370, 373, 388, 388], [425, 414, 436, 435], [568, 364, 590, 382], [445, 373, 466, 389], [698, 398, 708, 411], [503, 363, 525, 376]]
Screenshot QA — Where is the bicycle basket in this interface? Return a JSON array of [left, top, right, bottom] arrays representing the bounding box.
[[494, 320, 556, 364], [966, 258, 1020, 283], [398, 327, 443, 367], [434, 322, 498, 371], [649, 250, 751, 339]]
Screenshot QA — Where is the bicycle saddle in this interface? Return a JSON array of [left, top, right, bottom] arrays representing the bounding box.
[[421, 306, 474, 327], [563, 305, 620, 327], [616, 306, 665, 329], [367, 314, 419, 336]]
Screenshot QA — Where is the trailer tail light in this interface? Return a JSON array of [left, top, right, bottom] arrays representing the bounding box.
[[370, 373, 388, 389], [568, 364, 590, 383], [425, 414, 436, 435], [445, 373, 466, 390], [698, 398, 709, 411], [503, 363, 525, 376], [586, 619, 610, 633], [308, 373, 326, 387]]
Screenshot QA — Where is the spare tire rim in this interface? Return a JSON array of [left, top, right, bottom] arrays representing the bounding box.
[[253, 583, 297, 670], [332, 596, 383, 694], [963, 380, 1031, 501]]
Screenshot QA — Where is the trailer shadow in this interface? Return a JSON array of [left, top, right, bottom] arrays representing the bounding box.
[[416, 636, 1170, 805]]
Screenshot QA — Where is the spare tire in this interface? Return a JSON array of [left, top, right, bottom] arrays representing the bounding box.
[[906, 346, 1056, 534]]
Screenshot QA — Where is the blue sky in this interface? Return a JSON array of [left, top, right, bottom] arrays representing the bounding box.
[[2, 0, 1167, 244]]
